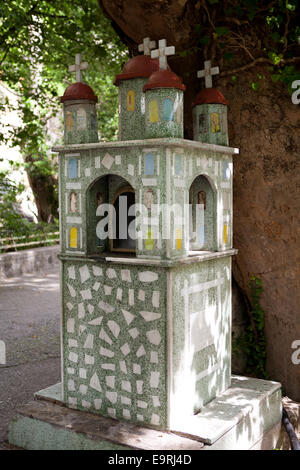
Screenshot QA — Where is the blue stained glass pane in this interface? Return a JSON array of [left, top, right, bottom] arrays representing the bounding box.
[[163, 98, 174, 121], [145, 153, 155, 175], [198, 225, 206, 245], [175, 154, 182, 176], [223, 161, 229, 180], [68, 158, 77, 179]]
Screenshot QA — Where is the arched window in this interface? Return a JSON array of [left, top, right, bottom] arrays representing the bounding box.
[[149, 100, 159, 122], [163, 98, 174, 121], [68, 158, 77, 179], [189, 175, 216, 251], [69, 227, 78, 249], [86, 175, 135, 255], [127, 90, 135, 111]]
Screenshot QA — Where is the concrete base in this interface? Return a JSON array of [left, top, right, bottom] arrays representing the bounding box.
[[8, 375, 282, 450]]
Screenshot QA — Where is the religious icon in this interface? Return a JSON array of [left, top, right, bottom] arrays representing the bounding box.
[[66, 111, 74, 131], [96, 192, 103, 207], [144, 189, 154, 210], [127, 90, 135, 111], [210, 112, 220, 133], [70, 192, 77, 213], [77, 108, 87, 130], [175, 102, 183, 124], [198, 114, 208, 133], [198, 191, 206, 210]]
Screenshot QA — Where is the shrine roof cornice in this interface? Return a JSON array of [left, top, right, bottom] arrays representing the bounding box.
[[52, 138, 239, 156]]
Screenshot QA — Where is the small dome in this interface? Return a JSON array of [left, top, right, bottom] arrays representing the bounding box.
[[143, 69, 186, 92], [60, 82, 98, 103], [114, 55, 163, 85], [192, 88, 228, 107]]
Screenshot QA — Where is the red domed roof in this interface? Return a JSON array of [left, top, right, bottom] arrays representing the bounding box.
[[143, 69, 186, 92], [192, 88, 228, 107], [114, 55, 163, 85], [60, 82, 98, 103]]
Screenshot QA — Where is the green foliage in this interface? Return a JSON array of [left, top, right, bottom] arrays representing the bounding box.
[[233, 276, 267, 378], [193, 0, 299, 91], [0, 0, 128, 220]]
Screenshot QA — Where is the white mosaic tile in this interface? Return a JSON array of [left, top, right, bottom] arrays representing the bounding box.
[[104, 285, 112, 296], [84, 333, 94, 349], [119, 360, 127, 374], [121, 269, 131, 282], [102, 363, 115, 371], [106, 392, 117, 404], [99, 328, 113, 345], [99, 300, 114, 314], [152, 396, 160, 407], [79, 368, 87, 379], [68, 339, 78, 348], [87, 304, 94, 315], [106, 376, 115, 388], [151, 414, 160, 425], [79, 265, 90, 283], [100, 347, 114, 358], [78, 303, 85, 319], [136, 345, 146, 357], [94, 399, 102, 410], [80, 289, 92, 300], [152, 291, 160, 308], [69, 351, 78, 363], [68, 266, 76, 279], [88, 316, 103, 326], [129, 327, 139, 339], [90, 372, 102, 392], [133, 364, 141, 374], [79, 384, 88, 395], [121, 380, 131, 393], [106, 268, 116, 279], [67, 368, 75, 375], [68, 380, 75, 391], [121, 343, 130, 356], [140, 311, 161, 322], [107, 320, 120, 338], [92, 266, 103, 276], [138, 271, 158, 282], [137, 400, 147, 409], [82, 400, 91, 409], [150, 372, 160, 388], [67, 318, 75, 333], [121, 309, 135, 325], [146, 330, 161, 345], [128, 289, 134, 306], [123, 409, 131, 419], [136, 381, 143, 394], [150, 351, 158, 363], [85, 354, 94, 365], [107, 407, 116, 417], [68, 283, 76, 298], [116, 288, 123, 301], [138, 289, 145, 301], [102, 153, 114, 170], [93, 282, 100, 291]]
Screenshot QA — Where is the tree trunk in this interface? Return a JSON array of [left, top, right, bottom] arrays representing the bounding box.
[[98, 0, 300, 400], [24, 154, 58, 223]]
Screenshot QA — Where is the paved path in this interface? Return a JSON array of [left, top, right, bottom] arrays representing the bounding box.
[[0, 271, 61, 444]]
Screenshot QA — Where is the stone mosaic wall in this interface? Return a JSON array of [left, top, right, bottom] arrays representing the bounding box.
[[62, 260, 168, 428]]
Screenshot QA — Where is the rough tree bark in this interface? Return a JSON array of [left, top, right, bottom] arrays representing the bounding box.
[[98, 0, 300, 400]]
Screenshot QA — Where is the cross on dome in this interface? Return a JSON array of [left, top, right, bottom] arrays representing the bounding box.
[[138, 37, 156, 56], [69, 54, 88, 83], [197, 60, 219, 88], [151, 39, 175, 70]]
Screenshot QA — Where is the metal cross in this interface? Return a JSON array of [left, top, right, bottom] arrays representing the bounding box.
[[138, 37, 156, 56], [69, 54, 88, 83], [197, 60, 219, 88], [151, 39, 175, 70]]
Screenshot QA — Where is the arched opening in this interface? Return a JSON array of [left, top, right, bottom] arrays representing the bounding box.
[[86, 174, 136, 255], [189, 175, 217, 252]]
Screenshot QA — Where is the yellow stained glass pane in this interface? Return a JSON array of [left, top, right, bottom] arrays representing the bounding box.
[[70, 227, 78, 248], [145, 229, 154, 251], [223, 224, 228, 244], [211, 112, 220, 133], [176, 228, 182, 250], [127, 90, 135, 111], [149, 100, 159, 123]]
